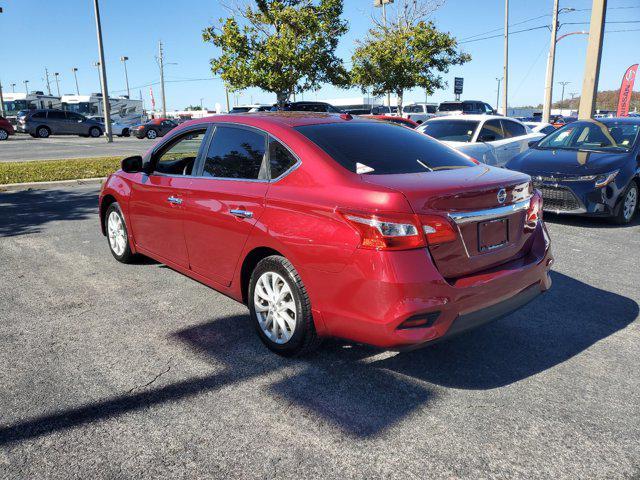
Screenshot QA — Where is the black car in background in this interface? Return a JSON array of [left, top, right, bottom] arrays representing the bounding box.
[[18, 109, 104, 138], [506, 118, 640, 224], [270, 101, 343, 113]]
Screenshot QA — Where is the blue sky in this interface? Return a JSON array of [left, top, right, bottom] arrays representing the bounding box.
[[0, 0, 638, 110]]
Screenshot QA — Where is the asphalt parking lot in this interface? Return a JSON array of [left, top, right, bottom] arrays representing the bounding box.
[[0, 185, 638, 479], [0, 134, 155, 162]]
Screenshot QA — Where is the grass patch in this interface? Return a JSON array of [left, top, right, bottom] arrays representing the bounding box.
[[0, 156, 121, 184]]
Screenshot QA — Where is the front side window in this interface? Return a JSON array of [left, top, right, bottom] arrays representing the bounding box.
[[478, 120, 504, 142], [418, 120, 479, 142], [67, 112, 85, 122], [154, 129, 207, 175], [203, 126, 267, 180], [269, 138, 298, 179], [296, 122, 476, 175]]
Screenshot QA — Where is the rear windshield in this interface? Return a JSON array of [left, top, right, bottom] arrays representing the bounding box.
[[418, 120, 479, 142], [438, 102, 463, 112], [295, 122, 476, 175]]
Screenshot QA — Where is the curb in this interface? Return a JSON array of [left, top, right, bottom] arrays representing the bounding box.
[[0, 177, 105, 192]]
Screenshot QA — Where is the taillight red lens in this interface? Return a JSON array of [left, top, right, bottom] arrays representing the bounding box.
[[340, 211, 426, 250], [421, 215, 457, 245], [525, 190, 543, 230]]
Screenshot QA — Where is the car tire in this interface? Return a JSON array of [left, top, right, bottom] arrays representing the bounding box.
[[89, 127, 102, 138], [248, 255, 320, 357], [146, 129, 158, 139], [36, 126, 51, 138], [612, 180, 638, 225], [122, 128, 130, 137], [0, 129, 8, 141], [104, 202, 136, 263]]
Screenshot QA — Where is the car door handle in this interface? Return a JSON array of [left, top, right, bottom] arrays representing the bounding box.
[[230, 209, 253, 219], [167, 196, 183, 205]]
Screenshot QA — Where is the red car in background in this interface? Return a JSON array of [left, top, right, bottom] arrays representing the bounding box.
[[99, 113, 552, 356], [0, 116, 15, 140], [132, 118, 178, 139], [360, 114, 418, 128]]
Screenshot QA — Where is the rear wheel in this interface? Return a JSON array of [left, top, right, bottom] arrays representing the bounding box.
[[105, 202, 135, 263], [0, 129, 8, 141], [89, 127, 102, 138], [122, 128, 130, 137], [613, 181, 638, 224], [146, 129, 158, 139], [248, 255, 320, 356], [36, 126, 50, 138]]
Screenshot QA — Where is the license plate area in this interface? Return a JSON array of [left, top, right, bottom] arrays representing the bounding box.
[[478, 217, 508, 252]]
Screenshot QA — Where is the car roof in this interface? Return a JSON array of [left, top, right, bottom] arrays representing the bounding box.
[[593, 117, 640, 125], [427, 114, 507, 122], [180, 111, 355, 129]]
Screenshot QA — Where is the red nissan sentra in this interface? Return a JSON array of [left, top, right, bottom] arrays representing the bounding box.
[[99, 112, 552, 356]]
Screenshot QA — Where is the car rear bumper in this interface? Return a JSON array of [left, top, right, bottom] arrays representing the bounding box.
[[303, 221, 553, 349]]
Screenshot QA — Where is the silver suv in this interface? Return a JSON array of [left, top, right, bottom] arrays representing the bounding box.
[[19, 109, 104, 138]]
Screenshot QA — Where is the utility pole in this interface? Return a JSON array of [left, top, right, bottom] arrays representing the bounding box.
[[120, 56, 130, 98], [569, 91, 578, 109], [374, 0, 393, 109], [200, 97, 204, 110], [158, 41, 167, 118], [0, 81, 4, 117], [72, 68, 80, 95], [44, 67, 52, 95], [578, 0, 607, 119], [92, 62, 101, 91], [24, 80, 29, 94], [10, 83, 16, 93], [558, 81, 570, 112], [225, 85, 230, 113], [496, 77, 503, 111], [502, 0, 509, 116], [92, 0, 113, 142], [542, 0, 560, 123], [54, 72, 61, 97]]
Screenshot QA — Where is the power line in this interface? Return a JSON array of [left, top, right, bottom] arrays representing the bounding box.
[[459, 13, 550, 41], [459, 25, 550, 44]]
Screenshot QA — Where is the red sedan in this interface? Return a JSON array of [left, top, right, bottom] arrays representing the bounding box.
[[99, 112, 552, 356], [0, 116, 15, 140]]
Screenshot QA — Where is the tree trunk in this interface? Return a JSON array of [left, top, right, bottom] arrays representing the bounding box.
[[396, 90, 403, 116], [276, 92, 289, 109]]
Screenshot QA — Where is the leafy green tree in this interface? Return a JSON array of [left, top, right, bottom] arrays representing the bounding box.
[[351, 13, 470, 112], [203, 0, 349, 107]]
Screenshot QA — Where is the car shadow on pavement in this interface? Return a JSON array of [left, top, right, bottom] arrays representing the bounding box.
[[0, 272, 635, 444], [0, 187, 97, 237], [544, 212, 640, 228]]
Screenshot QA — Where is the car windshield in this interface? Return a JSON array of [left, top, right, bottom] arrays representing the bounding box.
[[295, 122, 476, 175], [537, 120, 640, 152], [418, 120, 479, 142]]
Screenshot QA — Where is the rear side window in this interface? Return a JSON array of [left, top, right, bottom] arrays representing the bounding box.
[[501, 120, 526, 138], [268, 138, 297, 178], [438, 103, 463, 112], [419, 120, 479, 142], [295, 122, 475, 175], [31, 112, 46, 119], [203, 126, 267, 180], [48, 111, 66, 120], [478, 120, 504, 142]]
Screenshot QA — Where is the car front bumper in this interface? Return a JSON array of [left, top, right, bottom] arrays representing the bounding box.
[[533, 179, 626, 217], [303, 221, 553, 349]]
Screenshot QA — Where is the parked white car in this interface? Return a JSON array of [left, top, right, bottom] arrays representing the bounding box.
[[89, 116, 132, 137], [524, 121, 556, 135], [402, 102, 438, 124], [417, 115, 544, 167]]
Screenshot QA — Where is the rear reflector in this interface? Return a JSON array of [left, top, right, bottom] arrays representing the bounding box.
[[398, 312, 440, 329], [525, 190, 543, 230]]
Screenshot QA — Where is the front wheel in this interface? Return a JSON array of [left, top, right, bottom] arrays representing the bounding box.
[[121, 128, 130, 137], [89, 127, 102, 138], [612, 181, 638, 224], [105, 202, 135, 263], [248, 256, 320, 356], [0, 129, 8, 141], [146, 129, 158, 139], [36, 126, 50, 138]]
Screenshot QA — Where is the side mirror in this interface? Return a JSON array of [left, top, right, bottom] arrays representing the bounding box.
[[121, 155, 143, 173], [528, 140, 539, 148]]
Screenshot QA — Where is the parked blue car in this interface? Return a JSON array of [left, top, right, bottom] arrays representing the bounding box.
[[506, 118, 640, 224]]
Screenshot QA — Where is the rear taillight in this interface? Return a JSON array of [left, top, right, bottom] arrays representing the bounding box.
[[525, 190, 543, 230], [341, 211, 426, 250], [340, 210, 457, 250], [421, 215, 457, 245]]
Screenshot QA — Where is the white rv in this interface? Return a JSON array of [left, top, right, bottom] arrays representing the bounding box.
[[2, 92, 61, 125], [61, 94, 144, 125]]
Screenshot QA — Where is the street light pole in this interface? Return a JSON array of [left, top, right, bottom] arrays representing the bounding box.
[[502, 0, 509, 116], [578, 0, 607, 119], [24, 80, 29, 94], [120, 56, 130, 98], [158, 41, 167, 118], [92, 0, 113, 142], [72, 68, 80, 95], [0, 81, 4, 117], [10, 83, 16, 93], [542, 0, 560, 123], [496, 77, 503, 111], [44, 67, 52, 95], [558, 81, 570, 113], [54, 72, 61, 97]]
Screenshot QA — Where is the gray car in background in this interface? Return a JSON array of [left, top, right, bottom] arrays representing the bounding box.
[[17, 109, 104, 138]]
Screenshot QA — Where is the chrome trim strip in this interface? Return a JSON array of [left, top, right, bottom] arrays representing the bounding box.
[[448, 198, 531, 224]]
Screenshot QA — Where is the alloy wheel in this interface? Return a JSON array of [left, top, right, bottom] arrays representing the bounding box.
[[107, 211, 127, 256], [253, 271, 297, 344], [623, 184, 638, 221], [38, 127, 49, 138], [0, 129, 8, 140], [147, 130, 157, 139]]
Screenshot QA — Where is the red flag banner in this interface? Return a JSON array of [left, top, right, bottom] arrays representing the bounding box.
[[616, 64, 638, 117], [150, 86, 156, 111]]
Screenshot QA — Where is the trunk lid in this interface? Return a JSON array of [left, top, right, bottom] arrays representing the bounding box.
[[363, 165, 534, 279]]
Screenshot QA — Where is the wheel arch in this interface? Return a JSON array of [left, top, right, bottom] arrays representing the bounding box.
[[99, 194, 118, 236], [239, 246, 285, 304]]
